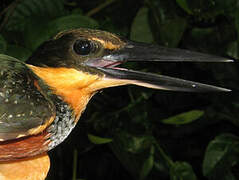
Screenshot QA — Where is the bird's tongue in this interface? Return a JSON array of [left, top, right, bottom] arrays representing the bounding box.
[[84, 58, 124, 69]]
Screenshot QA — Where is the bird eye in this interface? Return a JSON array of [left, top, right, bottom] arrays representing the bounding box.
[[73, 40, 93, 55]]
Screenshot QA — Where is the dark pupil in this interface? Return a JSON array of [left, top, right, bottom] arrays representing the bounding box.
[[73, 40, 92, 55]]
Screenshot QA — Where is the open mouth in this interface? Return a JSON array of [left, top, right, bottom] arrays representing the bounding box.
[[85, 59, 124, 69], [83, 41, 232, 92]]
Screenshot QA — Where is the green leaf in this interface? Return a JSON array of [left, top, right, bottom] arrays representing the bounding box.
[[170, 162, 197, 180], [5, 0, 66, 31], [6, 45, 32, 62], [88, 134, 113, 144], [0, 35, 7, 54], [109, 133, 154, 179], [25, 14, 99, 50], [147, 1, 187, 47], [140, 146, 155, 180], [24, 20, 49, 51], [116, 133, 152, 154], [130, 7, 154, 43], [48, 14, 99, 34], [176, 0, 192, 14], [226, 41, 238, 59], [158, 17, 187, 47], [203, 134, 239, 177], [161, 110, 204, 125]]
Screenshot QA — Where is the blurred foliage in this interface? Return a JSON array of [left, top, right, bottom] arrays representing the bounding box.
[[161, 110, 204, 125], [130, 7, 154, 43], [88, 134, 113, 144], [0, 0, 239, 180], [203, 134, 239, 180]]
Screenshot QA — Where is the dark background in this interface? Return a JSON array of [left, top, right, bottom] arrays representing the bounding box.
[[0, 0, 239, 180]]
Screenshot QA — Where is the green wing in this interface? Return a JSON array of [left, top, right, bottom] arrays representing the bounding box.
[[0, 54, 55, 141]]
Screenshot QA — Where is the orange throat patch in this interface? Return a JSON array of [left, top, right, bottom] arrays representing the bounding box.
[[28, 65, 101, 121], [27, 65, 131, 121]]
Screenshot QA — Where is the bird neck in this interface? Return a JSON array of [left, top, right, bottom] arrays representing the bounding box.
[[27, 65, 99, 121], [27, 64, 131, 120]]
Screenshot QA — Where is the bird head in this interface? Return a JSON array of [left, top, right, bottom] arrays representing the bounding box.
[[26, 28, 232, 96]]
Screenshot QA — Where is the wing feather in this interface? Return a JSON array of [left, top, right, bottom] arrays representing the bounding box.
[[0, 55, 55, 141]]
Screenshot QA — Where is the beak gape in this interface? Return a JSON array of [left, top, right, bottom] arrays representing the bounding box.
[[84, 41, 232, 92]]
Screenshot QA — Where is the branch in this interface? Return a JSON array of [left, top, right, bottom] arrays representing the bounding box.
[[0, 0, 22, 32], [86, 0, 116, 17]]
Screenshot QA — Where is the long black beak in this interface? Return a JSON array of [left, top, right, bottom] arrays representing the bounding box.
[[84, 41, 232, 92], [102, 41, 233, 63]]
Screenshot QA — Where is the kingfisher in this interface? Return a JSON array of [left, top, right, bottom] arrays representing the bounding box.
[[0, 28, 232, 179]]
